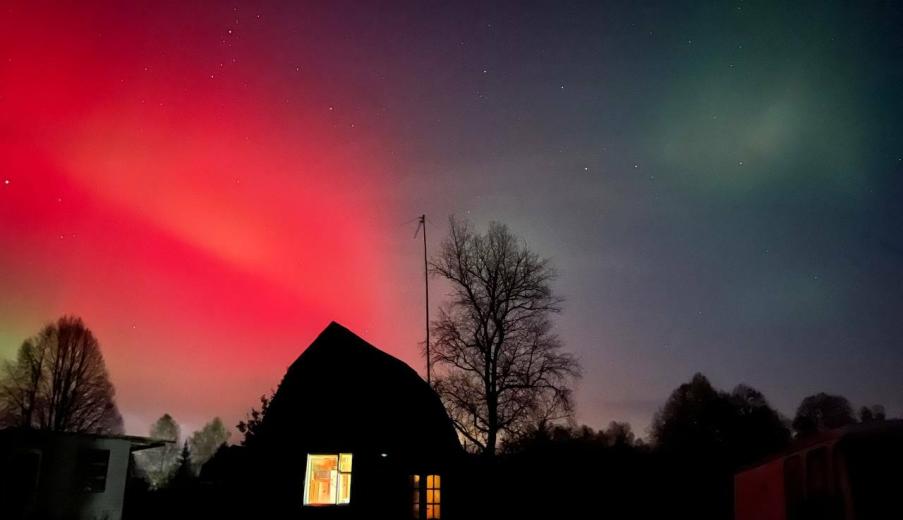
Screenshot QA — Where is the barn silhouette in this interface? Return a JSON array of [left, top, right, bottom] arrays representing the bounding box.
[[252, 321, 461, 519]]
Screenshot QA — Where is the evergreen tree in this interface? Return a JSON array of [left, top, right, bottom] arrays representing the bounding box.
[[170, 441, 196, 490]]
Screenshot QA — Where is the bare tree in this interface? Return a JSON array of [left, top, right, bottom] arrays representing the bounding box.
[[430, 217, 580, 456], [0, 316, 123, 434]]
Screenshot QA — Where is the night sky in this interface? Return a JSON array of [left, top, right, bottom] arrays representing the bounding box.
[[2, 1, 901, 436]]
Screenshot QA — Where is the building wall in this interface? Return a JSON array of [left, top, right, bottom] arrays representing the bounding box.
[[68, 437, 131, 520], [0, 432, 132, 520], [735, 458, 786, 520]]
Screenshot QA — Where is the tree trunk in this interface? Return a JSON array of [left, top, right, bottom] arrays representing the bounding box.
[[486, 388, 498, 457]]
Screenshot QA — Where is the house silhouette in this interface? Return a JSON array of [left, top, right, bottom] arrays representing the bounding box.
[[251, 321, 462, 519]]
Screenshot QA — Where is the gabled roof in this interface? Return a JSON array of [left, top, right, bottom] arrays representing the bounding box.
[[284, 321, 424, 384], [260, 322, 461, 464]]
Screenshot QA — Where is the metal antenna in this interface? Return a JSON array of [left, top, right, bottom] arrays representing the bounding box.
[[414, 214, 431, 384]]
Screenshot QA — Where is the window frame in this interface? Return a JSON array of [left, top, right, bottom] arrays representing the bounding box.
[[79, 448, 110, 493], [303, 453, 353, 507], [425, 474, 441, 519], [412, 473, 442, 519], [412, 475, 421, 518]]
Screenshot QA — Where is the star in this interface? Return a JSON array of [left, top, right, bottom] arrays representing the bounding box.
[[3, 179, 9, 185]]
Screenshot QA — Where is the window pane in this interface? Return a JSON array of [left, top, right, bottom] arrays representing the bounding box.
[[10, 450, 42, 503], [338, 471, 352, 504], [412, 475, 421, 519], [339, 453, 353, 473], [424, 474, 442, 518], [304, 455, 338, 505], [79, 449, 109, 493]]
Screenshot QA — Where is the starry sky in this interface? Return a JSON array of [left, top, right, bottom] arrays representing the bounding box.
[[2, 1, 901, 437]]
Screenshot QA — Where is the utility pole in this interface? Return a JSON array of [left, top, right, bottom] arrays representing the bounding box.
[[415, 214, 431, 384]]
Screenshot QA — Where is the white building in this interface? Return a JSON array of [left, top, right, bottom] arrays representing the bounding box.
[[0, 428, 165, 520]]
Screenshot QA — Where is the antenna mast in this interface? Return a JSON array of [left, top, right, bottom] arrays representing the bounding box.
[[415, 214, 431, 384]]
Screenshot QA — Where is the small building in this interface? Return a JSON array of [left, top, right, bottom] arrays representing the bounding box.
[[252, 322, 462, 519], [734, 420, 903, 520], [0, 428, 165, 520]]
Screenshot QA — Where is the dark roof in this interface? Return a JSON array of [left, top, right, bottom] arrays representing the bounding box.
[[0, 427, 170, 451], [738, 419, 903, 472], [260, 322, 461, 464], [786, 419, 903, 453]]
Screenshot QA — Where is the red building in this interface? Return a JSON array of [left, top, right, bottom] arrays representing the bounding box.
[[735, 420, 903, 520]]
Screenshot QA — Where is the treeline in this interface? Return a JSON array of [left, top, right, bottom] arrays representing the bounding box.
[[0, 316, 231, 514], [2, 316, 893, 519], [125, 414, 230, 518], [132, 414, 230, 488], [472, 373, 892, 520], [200, 372, 891, 520]]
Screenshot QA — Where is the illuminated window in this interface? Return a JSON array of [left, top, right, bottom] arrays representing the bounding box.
[[412, 474, 441, 519], [426, 474, 441, 519], [412, 475, 421, 518], [303, 453, 352, 506]]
